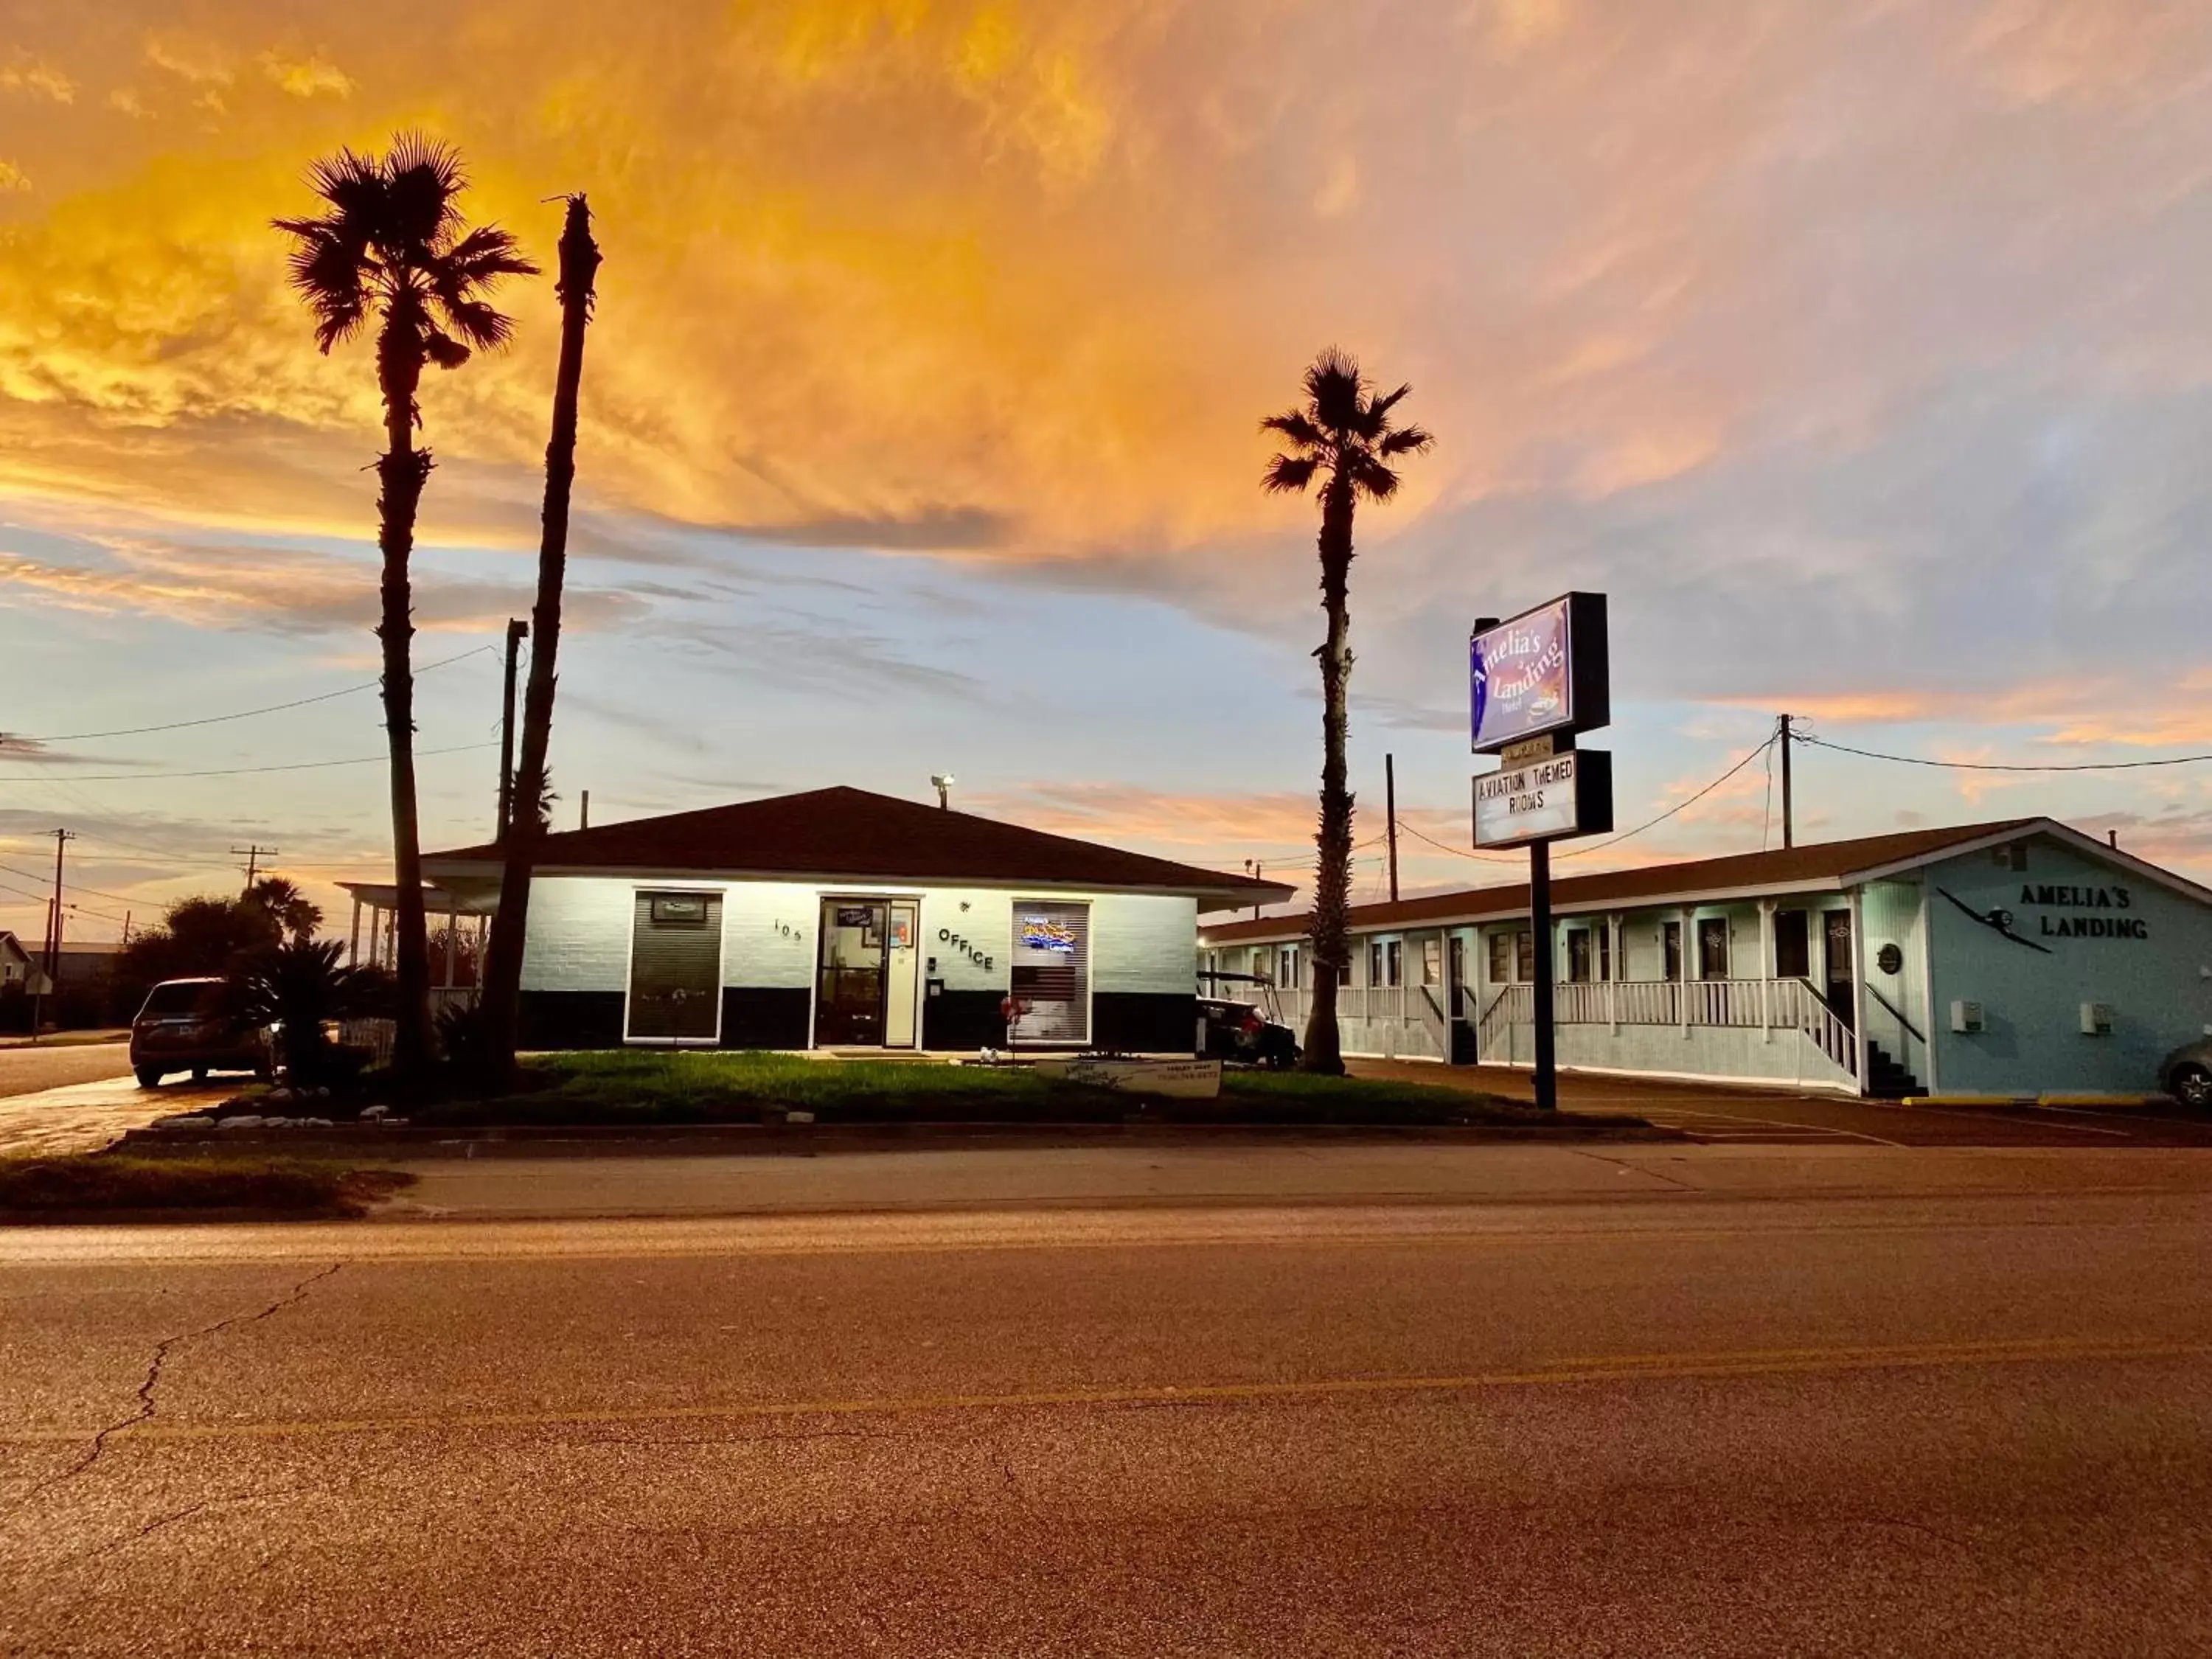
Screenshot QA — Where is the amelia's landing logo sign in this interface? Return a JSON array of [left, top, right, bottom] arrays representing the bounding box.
[[2020, 883, 2148, 940]]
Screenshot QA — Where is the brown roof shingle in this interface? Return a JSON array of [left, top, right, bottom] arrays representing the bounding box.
[[428, 786, 1290, 900], [1201, 818, 2043, 942]]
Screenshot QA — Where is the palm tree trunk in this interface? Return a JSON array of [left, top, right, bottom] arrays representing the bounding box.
[[375, 355, 435, 1079], [1301, 471, 1357, 1076], [483, 196, 602, 1077]]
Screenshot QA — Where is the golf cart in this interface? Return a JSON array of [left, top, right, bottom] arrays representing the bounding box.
[[1197, 970, 1301, 1069]]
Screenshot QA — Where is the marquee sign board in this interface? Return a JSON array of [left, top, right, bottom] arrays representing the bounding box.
[[1473, 748, 1615, 849], [1470, 593, 1610, 755]]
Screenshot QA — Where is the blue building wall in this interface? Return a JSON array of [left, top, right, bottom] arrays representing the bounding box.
[[1924, 832, 2212, 1094]]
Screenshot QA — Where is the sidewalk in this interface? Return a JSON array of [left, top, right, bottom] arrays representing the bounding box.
[[0, 1028, 125, 1050], [374, 1141, 2212, 1222], [0, 1074, 226, 1158]]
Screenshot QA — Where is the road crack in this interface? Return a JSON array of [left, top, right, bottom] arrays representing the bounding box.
[[11, 1262, 344, 1509]]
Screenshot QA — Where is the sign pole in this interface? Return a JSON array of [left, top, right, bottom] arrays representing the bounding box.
[[1529, 838, 1556, 1111]]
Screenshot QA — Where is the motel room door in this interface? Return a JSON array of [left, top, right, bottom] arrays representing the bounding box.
[[815, 899, 896, 1048], [1823, 911, 1854, 1029]]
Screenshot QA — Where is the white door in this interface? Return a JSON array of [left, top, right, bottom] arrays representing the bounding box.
[[884, 900, 919, 1048]]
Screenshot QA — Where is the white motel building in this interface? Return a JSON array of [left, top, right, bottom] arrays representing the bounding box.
[[347, 787, 1284, 1054], [1200, 817, 2212, 1099]]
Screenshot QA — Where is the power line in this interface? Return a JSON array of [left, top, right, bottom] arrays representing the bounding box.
[[0, 862, 137, 906], [1795, 733, 2212, 773], [1397, 820, 1526, 866], [8, 644, 498, 745], [0, 741, 494, 784], [1557, 733, 1778, 862]]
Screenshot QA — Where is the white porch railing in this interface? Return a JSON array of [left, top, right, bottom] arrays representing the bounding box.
[[1474, 977, 1855, 1076]]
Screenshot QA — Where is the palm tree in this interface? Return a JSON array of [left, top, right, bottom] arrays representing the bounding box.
[[482, 195, 602, 1077], [274, 136, 537, 1079], [248, 876, 324, 944], [1261, 347, 1433, 1075]]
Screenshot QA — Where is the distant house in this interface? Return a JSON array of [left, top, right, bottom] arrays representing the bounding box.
[[0, 932, 47, 997], [345, 787, 1287, 1054], [52, 939, 122, 997]]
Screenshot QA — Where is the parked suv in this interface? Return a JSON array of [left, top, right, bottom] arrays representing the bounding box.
[[130, 978, 271, 1088]]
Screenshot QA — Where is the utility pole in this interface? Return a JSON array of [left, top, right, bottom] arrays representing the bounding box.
[[498, 618, 528, 841], [1243, 859, 1265, 922], [579, 790, 590, 831], [33, 829, 73, 1038], [232, 844, 278, 894], [1385, 752, 1400, 903], [1778, 714, 1795, 850]]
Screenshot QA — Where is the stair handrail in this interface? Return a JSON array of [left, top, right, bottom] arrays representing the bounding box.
[[1861, 978, 1925, 1044]]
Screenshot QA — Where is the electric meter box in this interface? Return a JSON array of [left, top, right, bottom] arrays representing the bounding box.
[[1950, 1000, 1986, 1034], [2079, 1002, 2115, 1036]]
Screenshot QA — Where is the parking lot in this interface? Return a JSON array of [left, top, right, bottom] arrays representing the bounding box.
[[1350, 1059, 2212, 1147]]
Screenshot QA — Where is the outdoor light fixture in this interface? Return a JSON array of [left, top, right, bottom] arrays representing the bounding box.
[[931, 773, 955, 810]]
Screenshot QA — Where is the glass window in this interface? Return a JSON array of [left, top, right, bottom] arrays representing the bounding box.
[[1449, 935, 1467, 991], [1385, 939, 1402, 987], [1598, 924, 1613, 982], [1366, 941, 1383, 987], [1420, 937, 1441, 987], [1514, 930, 1536, 982], [1774, 911, 1809, 979], [1566, 929, 1593, 983], [1010, 901, 1091, 1046], [1663, 921, 1683, 981], [1488, 931, 1514, 983]]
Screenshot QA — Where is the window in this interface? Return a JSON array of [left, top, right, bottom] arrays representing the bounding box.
[[1010, 900, 1091, 1046], [1663, 920, 1683, 982], [1420, 937, 1441, 987], [1514, 930, 1536, 982], [1449, 935, 1467, 992], [1488, 931, 1514, 984], [1566, 929, 1592, 983], [1384, 939, 1403, 987], [1368, 941, 1385, 987], [1598, 924, 1613, 982], [1281, 944, 1301, 989], [1697, 917, 1730, 981], [1774, 910, 1809, 979]]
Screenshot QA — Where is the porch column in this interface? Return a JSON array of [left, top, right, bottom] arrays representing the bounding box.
[[348, 896, 361, 967], [1607, 913, 1621, 1034], [1758, 899, 1775, 1043], [1848, 886, 1870, 1089], [1680, 906, 1694, 1037], [1914, 879, 1938, 1093]]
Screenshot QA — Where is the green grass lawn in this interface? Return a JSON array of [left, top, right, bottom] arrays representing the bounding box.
[[0, 1156, 412, 1220], [403, 1050, 1638, 1130]]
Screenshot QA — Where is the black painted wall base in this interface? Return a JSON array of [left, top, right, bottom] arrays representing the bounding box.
[[720, 987, 810, 1050], [517, 990, 627, 1051], [1093, 992, 1200, 1054], [923, 989, 1005, 1052]]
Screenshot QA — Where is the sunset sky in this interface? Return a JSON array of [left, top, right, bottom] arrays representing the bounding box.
[[5, 0, 2212, 942]]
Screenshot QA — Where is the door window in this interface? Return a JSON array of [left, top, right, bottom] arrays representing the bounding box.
[[815, 900, 888, 1047], [1421, 937, 1441, 987], [1774, 910, 1810, 978], [1384, 939, 1403, 987], [1488, 931, 1514, 983], [1663, 920, 1683, 981], [1598, 924, 1613, 982], [1514, 930, 1536, 982]]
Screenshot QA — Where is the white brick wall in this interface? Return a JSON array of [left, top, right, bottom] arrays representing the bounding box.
[[1091, 893, 1199, 994], [520, 876, 634, 992]]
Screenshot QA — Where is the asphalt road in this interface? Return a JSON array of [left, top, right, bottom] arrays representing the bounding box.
[[0, 1036, 132, 1099], [3, 1180, 2208, 1655]]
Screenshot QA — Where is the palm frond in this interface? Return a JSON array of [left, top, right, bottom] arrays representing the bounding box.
[[380, 133, 467, 251], [299, 147, 384, 220], [435, 296, 512, 353], [1304, 346, 1366, 432], [1351, 456, 1402, 501], [1260, 409, 1327, 451], [421, 325, 473, 370], [272, 220, 373, 350], [1262, 453, 1321, 494], [1377, 423, 1433, 458], [441, 224, 538, 285]]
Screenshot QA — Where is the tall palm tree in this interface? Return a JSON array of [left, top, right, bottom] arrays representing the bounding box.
[[482, 195, 602, 1077], [274, 136, 536, 1079], [1261, 347, 1432, 1075]]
